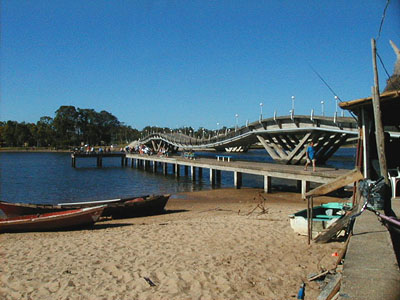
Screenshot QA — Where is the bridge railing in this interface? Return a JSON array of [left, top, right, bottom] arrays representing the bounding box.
[[138, 115, 358, 148]]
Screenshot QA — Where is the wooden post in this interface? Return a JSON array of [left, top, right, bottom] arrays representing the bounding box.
[[371, 38, 389, 186], [191, 166, 196, 180], [301, 180, 310, 199], [264, 175, 272, 193], [216, 170, 221, 183], [307, 196, 314, 245], [210, 169, 215, 186], [234, 171, 242, 189], [175, 164, 180, 177], [163, 162, 168, 175], [296, 180, 302, 193], [98, 156, 102, 167], [152, 161, 157, 172], [361, 109, 370, 178]]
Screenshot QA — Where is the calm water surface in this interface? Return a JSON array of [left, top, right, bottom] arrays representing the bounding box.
[[0, 148, 355, 204]]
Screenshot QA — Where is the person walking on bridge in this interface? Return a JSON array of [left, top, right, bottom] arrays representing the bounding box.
[[304, 142, 316, 172]]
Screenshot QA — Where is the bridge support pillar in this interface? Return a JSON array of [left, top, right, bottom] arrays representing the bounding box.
[[175, 164, 180, 177], [216, 170, 221, 183], [234, 171, 242, 189], [198, 167, 203, 178], [131, 158, 134, 168], [264, 175, 272, 193], [301, 180, 310, 199], [163, 163, 168, 175], [184, 166, 189, 176], [191, 166, 196, 180], [210, 169, 216, 186], [97, 156, 102, 167], [152, 161, 157, 172], [296, 180, 301, 192], [144, 160, 150, 170], [72, 157, 76, 168]]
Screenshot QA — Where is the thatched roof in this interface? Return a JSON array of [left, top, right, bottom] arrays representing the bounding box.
[[383, 40, 400, 92]]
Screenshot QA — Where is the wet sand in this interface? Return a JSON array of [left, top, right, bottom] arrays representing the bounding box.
[[0, 188, 344, 299]]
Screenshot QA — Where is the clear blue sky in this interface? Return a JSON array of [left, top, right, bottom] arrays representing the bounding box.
[[1, 0, 399, 130]]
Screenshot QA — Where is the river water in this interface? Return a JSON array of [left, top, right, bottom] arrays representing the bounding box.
[[0, 148, 355, 204]]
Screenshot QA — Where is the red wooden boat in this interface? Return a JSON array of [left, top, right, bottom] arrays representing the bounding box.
[[0, 206, 104, 233], [0, 194, 170, 219]]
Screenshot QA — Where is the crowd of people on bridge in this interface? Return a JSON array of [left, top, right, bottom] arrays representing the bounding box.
[[72, 145, 114, 154]]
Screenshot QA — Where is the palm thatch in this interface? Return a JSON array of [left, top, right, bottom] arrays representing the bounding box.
[[383, 40, 400, 92]]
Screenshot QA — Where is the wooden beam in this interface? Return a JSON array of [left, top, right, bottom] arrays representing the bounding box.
[[305, 169, 364, 198], [274, 135, 291, 151], [257, 135, 280, 160], [313, 133, 331, 155], [151, 140, 157, 152], [318, 134, 348, 164], [314, 189, 365, 243], [317, 273, 341, 300], [371, 39, 388, 186], [286, 132, 312, 164], [314, 133, 340, 161], [281, 134, 296, 149], [266, 136, 288, 159]]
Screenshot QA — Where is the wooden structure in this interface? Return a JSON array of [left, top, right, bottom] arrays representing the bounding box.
[[71, 152, 126, 168], [125, 153, 349, 198], [139, 115, 358, 165], [303, 39, 400, 299], [340, 90, 400, 187]]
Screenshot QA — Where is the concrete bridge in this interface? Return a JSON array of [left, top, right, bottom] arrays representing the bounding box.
[[138, 115, 358, 165]]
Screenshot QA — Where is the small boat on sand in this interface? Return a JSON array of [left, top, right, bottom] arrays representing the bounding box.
[[0, 194, 170, 219], [0, 206, 104, 233], [288, 202, 352, 237]]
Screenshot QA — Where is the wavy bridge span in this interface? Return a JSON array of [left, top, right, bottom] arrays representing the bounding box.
[[138, 115, 358, 165]]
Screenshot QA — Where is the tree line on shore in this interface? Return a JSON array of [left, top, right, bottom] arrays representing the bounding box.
[[0, 105, 225, 149]]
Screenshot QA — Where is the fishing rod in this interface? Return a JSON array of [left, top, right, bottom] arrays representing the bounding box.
[[307, 62, 357, 121]]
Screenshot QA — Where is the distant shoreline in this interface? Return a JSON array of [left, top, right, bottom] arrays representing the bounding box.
[[0, 147, 70, 153]]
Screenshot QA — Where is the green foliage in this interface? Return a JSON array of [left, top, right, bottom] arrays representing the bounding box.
[[0, 106, 219, 148], [1, 106, 138, 148]]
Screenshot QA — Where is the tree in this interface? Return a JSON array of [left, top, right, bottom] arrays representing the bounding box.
[[14, 122, 33, 146], [2, 121, 18, 146], [36, 116, 55, 147], [98, 110, 120, 144], [53, 106, 78, 147]]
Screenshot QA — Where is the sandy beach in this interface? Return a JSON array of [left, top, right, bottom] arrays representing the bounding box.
[[0, 188, 344, 300]]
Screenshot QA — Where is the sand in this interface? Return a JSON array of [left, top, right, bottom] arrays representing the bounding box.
[[0, 188, 344, 300]]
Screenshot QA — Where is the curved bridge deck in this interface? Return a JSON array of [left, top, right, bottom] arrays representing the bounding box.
[[138, 115, 358, 165]]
